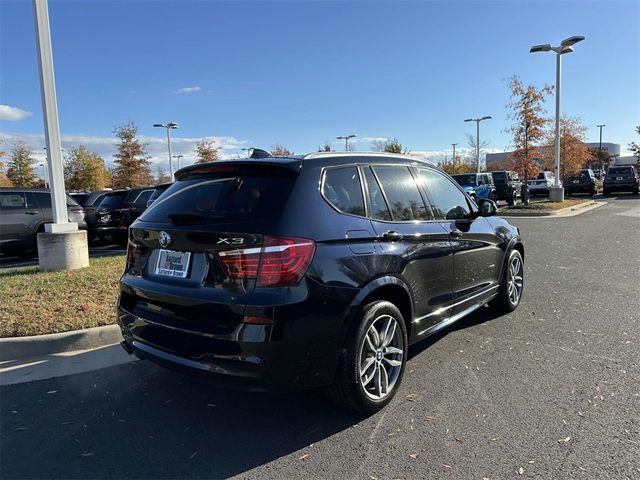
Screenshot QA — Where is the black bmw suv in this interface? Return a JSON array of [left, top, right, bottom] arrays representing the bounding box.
[[117, 152, 524, 413]]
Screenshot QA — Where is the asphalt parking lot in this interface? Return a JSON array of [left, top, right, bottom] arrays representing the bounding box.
[[1, 196, 639, 479]]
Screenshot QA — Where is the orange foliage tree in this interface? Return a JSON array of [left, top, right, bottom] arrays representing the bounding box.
[[543, 115, 592, 178]]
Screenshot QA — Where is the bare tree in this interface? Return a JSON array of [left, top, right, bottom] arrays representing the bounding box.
[[271, 144, 292, 156]]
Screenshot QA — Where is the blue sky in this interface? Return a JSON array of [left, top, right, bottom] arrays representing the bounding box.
[[1, 0, 638, 171]]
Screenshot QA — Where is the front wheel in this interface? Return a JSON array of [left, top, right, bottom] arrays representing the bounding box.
[[325, 301, 408, 414], [490, 249, 524, 314]]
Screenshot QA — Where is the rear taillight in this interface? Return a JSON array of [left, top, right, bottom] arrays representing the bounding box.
[[218, 235, 315, 287], [125, 239, 141, 272]]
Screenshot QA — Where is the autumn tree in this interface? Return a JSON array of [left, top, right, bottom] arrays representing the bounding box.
[[0, 137, 11, 186], [504, 75, 553, 180], [588, 147, 611, 170], [440, 156, 476, 175], [543, 115, 592, 177], [373, 138, 409, 154], [154, 164, 171, 184], [194, 140, 219, 163], [318, 141, 332, 152], [6, 140, 38, 187], [628, 125, 640, 168], [271, 144, 292, 156], [64, 145, 110, 191], [111, 121, 152, 188]]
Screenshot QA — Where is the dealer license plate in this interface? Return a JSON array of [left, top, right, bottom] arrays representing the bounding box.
[[155, 249, 191, 278]]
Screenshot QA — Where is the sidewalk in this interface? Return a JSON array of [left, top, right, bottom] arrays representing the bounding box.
[[0, 343, 136, 386]]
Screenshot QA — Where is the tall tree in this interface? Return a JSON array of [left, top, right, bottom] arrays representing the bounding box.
[[194, 140, 219, 163], [6, 140, 38, 187], [111, 121, 152, 188], [628, 125, 640, 168], [64, 145, 110, 191], [465, 133, 490, 170], [318, 141, 332, 152], [504, 75, 553, 180], [543, 115, 592, 177], [154, 164, 171, 184], [588, 147, 611, 170], [0, 137, 12, 186], [271, 144, 292, 156], [440, 156, 475, 175], [373, 138, 409, 154]]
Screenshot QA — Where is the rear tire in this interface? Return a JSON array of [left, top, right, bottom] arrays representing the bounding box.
[[325, 301, 408, 414], [490, 249, 524, 314]]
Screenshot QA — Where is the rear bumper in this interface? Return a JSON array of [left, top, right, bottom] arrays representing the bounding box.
[[116, 280, 357, 391], [604, 182, 638, 192], [565, 183, 595, 193]]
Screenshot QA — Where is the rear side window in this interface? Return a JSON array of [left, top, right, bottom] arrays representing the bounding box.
[[372, 166, 431, 221], [134, 190, 153, 205], [140, 171, 295, 225], [418, 168, 471, 220], [322, 167, 365, 217], [363, 167, 391, 221]]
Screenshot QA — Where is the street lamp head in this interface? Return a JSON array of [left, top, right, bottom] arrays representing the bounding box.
[[464, 118, 473, 122], [597, 124, 606, 128], [480, 116, 492, 121], [530, 44, 552, 53], [559, 46, 574, 55], [167, 122, 179, 129], [347, 134, 357, 140], [561, 35, 585, 47], [153, 123, 164, 128]]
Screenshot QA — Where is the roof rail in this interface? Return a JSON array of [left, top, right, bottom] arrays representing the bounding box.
[[303, 151, 435, 164]]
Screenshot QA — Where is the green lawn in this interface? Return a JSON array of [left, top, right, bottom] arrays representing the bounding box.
[[0, 255, 125, 337]]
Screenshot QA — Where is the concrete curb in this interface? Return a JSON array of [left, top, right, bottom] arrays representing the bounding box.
[[498, 200, 604, 218], [0, 324, 122, 361]]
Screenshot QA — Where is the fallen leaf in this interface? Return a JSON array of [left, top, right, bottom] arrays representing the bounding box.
[[425, 416, 437, 422], [578, 411, 584, 417], [298, 454, 309, 460], [442, 464, 452, 469], [558, 436, 571, 443], [409, 453, 419, 459], [406, 394, 417, 401], [517, 466, 524, 475]]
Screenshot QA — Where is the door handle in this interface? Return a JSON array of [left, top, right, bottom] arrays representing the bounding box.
[[382, 230, 404, 241], [25, 210, 40, 215], [449, 228, 463, 238]]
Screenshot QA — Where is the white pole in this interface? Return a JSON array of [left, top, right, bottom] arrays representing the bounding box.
[[476, 120, 481, 173], [554, 51, 561, 188], [167, 128, 174, 180], [33, 0, 74, 231]]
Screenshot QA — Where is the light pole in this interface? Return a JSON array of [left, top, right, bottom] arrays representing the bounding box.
[[530, 35, 585, 202], [172, 154, 184, 170], [39, 163, 48, 188], [597, 123, 606, 175], [464, 116, 492, 173], [336, 134, 357, 152], [153, 122, 179, 179], [451, 143, 457, 170]]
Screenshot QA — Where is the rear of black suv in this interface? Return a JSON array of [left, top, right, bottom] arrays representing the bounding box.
[[118, 160, 355, 392], [603, 166, 639, 195]]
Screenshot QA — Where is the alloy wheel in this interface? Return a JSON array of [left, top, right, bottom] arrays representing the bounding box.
[[508, 255, 524, 305], [359, 315, 404, 400]]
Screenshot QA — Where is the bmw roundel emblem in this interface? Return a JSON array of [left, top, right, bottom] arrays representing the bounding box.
[[158, 231, 172, 248]]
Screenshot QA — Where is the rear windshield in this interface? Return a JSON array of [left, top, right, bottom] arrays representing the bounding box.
[[139, 172, 295, 226], [607, 167, 633, 175], [451, 174, 476, 186], [99, 192, 127, 207], [492, 172, 506, 183]]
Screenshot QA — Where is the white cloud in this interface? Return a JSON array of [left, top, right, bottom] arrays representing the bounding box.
[[173, 86, 202, 94], [0, 104, 32, 121], [0, 131, 250, 174]]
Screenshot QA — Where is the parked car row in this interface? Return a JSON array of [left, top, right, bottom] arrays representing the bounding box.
[[450, 171, 523, 206], [0, 183, 172, 256]]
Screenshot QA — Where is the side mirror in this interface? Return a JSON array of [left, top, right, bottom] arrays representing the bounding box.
[[477, 198, 498, 217]]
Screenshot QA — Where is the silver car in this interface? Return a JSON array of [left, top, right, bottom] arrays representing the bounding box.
[[0, 188, 87, 255]]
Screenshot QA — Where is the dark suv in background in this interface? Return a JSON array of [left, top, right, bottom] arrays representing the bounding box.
[[0, 188, 86, 255], [603, 166, 639, 195], [95, 188, 154, 243], [490, 170, 522, 206], [565, 169, 597, 196], [117, 152, 524, 413]]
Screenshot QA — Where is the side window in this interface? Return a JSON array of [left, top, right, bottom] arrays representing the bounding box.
[[372, 166, 431, 221], [322, 166, 365, 217], [363, 167, 391, 221], [418, 168, 471, 221], [0, 192, 28, 209], [134, 190, 153, 205], [34, 192, 52, 208]]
